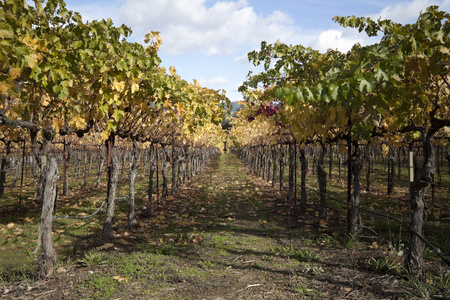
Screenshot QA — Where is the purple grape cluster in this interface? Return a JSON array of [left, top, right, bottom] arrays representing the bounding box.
[[247, 101, 284, 126]]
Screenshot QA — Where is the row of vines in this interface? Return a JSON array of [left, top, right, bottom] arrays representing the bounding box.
[[0, 141, 220, 212], [0, 0, 230, 277], [230, 6, 450, 277]]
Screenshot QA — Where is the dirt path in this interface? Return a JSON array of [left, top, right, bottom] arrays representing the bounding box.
[[1, 153, 422, 299]]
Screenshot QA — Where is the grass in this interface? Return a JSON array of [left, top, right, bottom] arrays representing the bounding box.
[[81, 275, 121, 300], [77, 252, 109, 267], [270, 245, 320, 262], [0, 248, 35, 281]]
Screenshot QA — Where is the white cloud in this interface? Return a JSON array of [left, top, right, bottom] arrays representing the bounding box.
[[369, 0, 450, 23], [233, 53, 251, 64], [314, 28, 372, 53], [118, 0, 300, 56], [198, 76, 228, 88], [67, 5, 116, 23]]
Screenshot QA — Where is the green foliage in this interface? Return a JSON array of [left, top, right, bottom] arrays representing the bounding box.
[[342, 233, 363, 249], [299, 263, 325, 276], [77, 252, 109, 267], [366, 256, 402, 275], [202, 260, 216, 269], [271, 245, 320, 262], [82, 275, 120, 300], [0, 248, 35, 281], [293, 281, 320, 296]]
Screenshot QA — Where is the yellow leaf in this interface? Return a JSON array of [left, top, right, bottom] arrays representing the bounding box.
[[52, 118, 64, 131], [42, 94, 51, 106], [25, 54, 38, 69], [99, 131, 110, 143], [0, 81, 9, 94], [70, 116, 85, 129], [113, 275, 129, 283], [131, 82, 139, 94], [163, 100, 173, 109], [169, 66, 176, 75], [381, 144, 389, 156], [6, 223, 14, 229], [193, 79, 200, 88], [144, 31, 162, 51], [112, 80, 125, 92], [9, 67, 20, 79]]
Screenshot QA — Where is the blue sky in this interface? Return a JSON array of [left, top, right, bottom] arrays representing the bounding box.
[[63, 0, 450, 102]]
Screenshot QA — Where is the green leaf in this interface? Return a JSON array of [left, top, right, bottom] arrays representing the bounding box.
[[24, 54, 38, 69], [294, 89, 303, 102], [436, 29, 444, 43], [359, 78, 374, 93], [30, 66, 42, 80], [374, 66, 389, 82], [116, 61, 127, 71], [99, 103, 108, 116], [285, 93, 294, 105], [0, 24, 13, 39], [329, 84, 339, 100], [113, 109, 124, 122], [107, 121, 117, 132], [71, 40, 83, 49]]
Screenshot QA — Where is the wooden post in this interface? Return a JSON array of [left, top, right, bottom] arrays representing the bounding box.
[[294, 143, 297, 209], [128, 140, 140, 229], [329, 143, 332, 179], [347, 135, 352, 233], [62, 138, 66, 193], [83, 145, 87, 187], [20, 140, 26, 205], [156, 144, 160, 209], [408, 148, 414, 210]]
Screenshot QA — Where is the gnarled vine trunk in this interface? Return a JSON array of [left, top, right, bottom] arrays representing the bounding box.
[[405, 131, 436, 277], [286, 143, 295, 201], [146, 144, 156, 218], [102, 136, 119, 242], [350, 142, 362, 235], [160, 145, 170, 205], [0, 143, 12, 198], [317, 144, 327, 223], [36, 158, 58, 277], [299, 148, 308, 212]]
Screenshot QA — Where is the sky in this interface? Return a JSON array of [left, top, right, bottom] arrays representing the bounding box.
[[62, 0, 450, 102]]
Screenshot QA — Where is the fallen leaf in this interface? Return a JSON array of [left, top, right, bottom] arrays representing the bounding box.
[[113, 275, 129, 283]]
